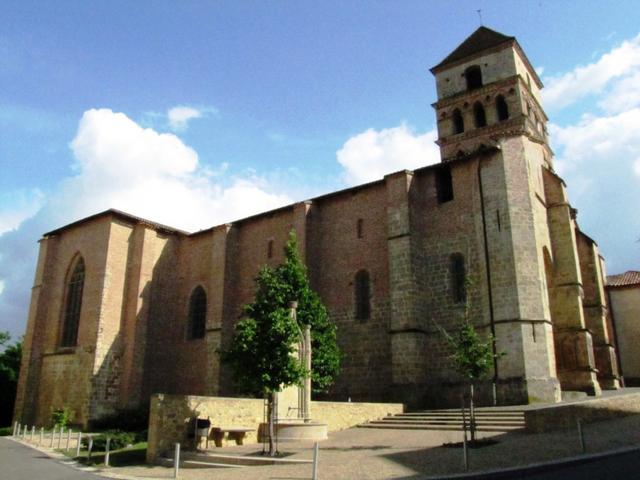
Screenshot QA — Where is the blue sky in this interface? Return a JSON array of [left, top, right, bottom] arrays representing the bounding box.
[[1, 1, 640, 339]]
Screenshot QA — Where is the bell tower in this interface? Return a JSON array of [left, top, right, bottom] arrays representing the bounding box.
[[427, 27, 607, 401], [430, 27, 552, 166]]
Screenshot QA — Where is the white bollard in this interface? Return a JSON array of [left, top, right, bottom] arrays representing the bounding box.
[[57, 426, 64, 449], [87, 437, 93, 464], [39, 427, 44, 445], [50, 425, 57, 447], [75, 432, 82, 457], [105, 437, 111, 467], [66, 429, 72, 450], [12, 422, 18, 437], [312, 442, 319, 480], [31, 426, 35, 442], [174, 443, 180, 479], [22, 425, 28, 438]]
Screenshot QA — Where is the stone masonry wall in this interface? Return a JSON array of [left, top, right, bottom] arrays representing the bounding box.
[[146, 393, 403, 462]]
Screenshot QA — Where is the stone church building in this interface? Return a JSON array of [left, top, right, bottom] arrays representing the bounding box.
[[14, 27, 621, 428]]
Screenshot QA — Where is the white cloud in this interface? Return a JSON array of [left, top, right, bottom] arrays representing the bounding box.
[[167, 106, 204, 131], [599, 70, 640, 114], [0, 108, 292, 339], [552, 109, 640, 173], [336, 124, 440, 185], [42, 108, 291, 231], [543, 33, 640, 110], [0, 188, 45, 235], [551, 108, 640, 273]]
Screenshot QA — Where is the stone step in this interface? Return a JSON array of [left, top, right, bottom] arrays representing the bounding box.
[[379, 418, 524, 425], [357, 423, 522, 432], [391, 413, 524, 419], [404, 410, 525, 416]]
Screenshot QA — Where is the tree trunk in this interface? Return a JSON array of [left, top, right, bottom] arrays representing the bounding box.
[[469, 383, 476, 443], [267, 392, 275, 456]]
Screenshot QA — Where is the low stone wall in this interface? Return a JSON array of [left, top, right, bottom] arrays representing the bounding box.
[[525, 391, 640, 433], [146, 393, 403, 462]]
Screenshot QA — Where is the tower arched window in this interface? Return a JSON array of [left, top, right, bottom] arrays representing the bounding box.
[[188, 286, 207, 340], [354, 270, 371, 321], [473, 102, 487, 128], [450, 253, 467, 304], [452, 109, 464, 134], [60, 256, 85, 347], [465, 66, 483, 90], [496, 95, 509, 121]]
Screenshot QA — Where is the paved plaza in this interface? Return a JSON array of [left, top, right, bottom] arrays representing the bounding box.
[[6, 413, 640, 480]]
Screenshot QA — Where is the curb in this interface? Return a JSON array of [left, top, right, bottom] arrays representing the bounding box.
[[421, 445, 640, 479]]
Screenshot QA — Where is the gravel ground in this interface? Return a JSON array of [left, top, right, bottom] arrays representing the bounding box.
[[89, 414, 640, 480]]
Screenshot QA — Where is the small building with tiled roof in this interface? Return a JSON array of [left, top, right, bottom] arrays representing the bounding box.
[[607, 270, 640, 385]]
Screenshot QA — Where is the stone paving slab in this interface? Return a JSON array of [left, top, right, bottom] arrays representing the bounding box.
[[9, 413, 640, 480]]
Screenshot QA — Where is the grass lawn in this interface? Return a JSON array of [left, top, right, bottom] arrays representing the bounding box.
[[61, 441, 147, 467], [0, 426, 12, 436]]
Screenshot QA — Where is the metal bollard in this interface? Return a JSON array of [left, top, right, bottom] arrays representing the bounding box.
[[76, 432, 82, 457], [31, 426, 35, 442], [312, 442, 319, 480], [57, 426, 64, 449], [174, 443, 180, 479], [87, 437, 93, 464], [50, 425, 57, 447], [105, 437, 111, 467], [577, 418, 586, 453], [39, 427, 44, 445], [66, 429, 72, 450]]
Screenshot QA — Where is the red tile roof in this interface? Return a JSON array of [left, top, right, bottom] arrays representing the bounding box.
[[607, 271, 640, 288]]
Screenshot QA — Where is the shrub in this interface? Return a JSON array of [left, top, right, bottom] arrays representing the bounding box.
[[51, 407, 73, 428], [90, 405, 149, 433], [82, 430, 135, 451]]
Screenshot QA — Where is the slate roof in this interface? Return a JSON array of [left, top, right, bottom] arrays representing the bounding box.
[[607, 271, 640, 288], [432, 26, 515, 71]]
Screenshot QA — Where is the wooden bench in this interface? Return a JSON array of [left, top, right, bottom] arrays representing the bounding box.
[[211, 427, 255, 447]]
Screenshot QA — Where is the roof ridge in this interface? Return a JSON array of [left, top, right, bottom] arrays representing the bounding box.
[[432, 26, 515, 71]]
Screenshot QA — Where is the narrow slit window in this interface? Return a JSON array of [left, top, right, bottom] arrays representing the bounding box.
[[357, 218, 363, 239], [188, 286, 207, 340], [452, 109, 464, 134], [450, 253, 467, 303], [355, 270, 371, 321], [60, 256, 85, 347], [435, 165, 454, 203], [267, 240, 274, 259], [496, 95, 509, 121], [473, 102, 487, 128]]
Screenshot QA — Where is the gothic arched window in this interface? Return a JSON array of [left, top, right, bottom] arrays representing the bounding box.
[[188, 286, 207, 340], [354, 270, 371, 321], [450, 253, 467, 304], [496, 95, 509, 121], [473, 102, 487, 128], [465, 65, 483, 90], [60, 256, 85, 347], [452, 109, 464, 134]]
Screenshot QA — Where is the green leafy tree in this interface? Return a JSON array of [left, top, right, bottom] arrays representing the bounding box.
[[0, 332, 23, 427], [222, 231, 340, 455], [438, 278, 501, 442]]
